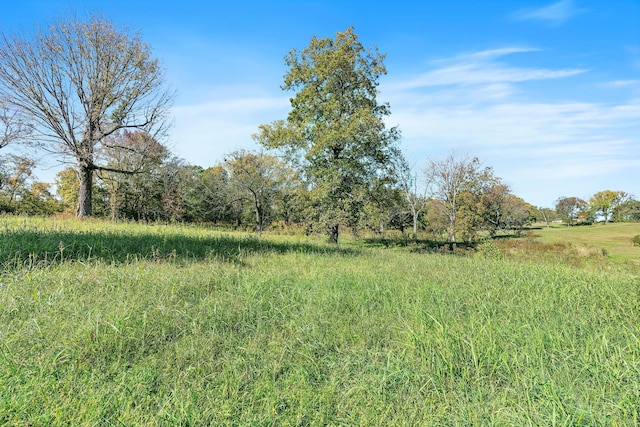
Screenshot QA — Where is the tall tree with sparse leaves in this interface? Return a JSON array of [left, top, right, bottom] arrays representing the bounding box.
[[255, 27, 400, 243], [425, 153, 495, 244], [0, 14, 173, 217]]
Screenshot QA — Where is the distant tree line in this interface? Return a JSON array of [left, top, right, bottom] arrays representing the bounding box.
[[3, 142, 635, 240], [0, 14, 637, 243]]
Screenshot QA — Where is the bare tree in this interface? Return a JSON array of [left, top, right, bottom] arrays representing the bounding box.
[[0, 14, 173, 217], [0, 100, 30, 150], [392, 152, 429, 242], [537, 206, 556, 228], [425, 153, 494, 244]]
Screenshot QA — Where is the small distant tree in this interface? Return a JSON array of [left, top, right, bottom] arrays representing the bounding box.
[[194, 165, 233, 224], [224, 150, 288, 234], [610, 191, 632, 222], [392, 152, 429, 242], [0, 154, 35, 206], [425, 153, 495, 243], [478, 181, 511, 237], [555, 196, 587, 225], [501, 194, 534, 234], [589, 190, 629, 224], [616, 198, 640, 222], [0, 14, 173, 217], [537, 207, 556, 228], [424, 198, 448, 239]]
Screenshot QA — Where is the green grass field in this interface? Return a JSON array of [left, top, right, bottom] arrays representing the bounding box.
[[534, 222, 640, 264], [490, 222, 640, 270], [1, 216, 639, 425]]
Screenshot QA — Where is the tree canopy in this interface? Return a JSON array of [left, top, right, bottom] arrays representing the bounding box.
[[255, 27, 400, 243]]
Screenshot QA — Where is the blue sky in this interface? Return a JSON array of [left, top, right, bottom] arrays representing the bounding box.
[[2, 0, 639, 207]]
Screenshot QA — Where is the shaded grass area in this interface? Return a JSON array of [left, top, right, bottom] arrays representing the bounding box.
[[1, 217, 640, 424], [0, 216, 355, 269]]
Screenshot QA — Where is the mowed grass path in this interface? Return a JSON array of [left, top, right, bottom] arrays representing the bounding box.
[[1, 217, 639, 425]]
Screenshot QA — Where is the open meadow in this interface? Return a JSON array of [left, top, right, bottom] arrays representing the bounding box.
[[1, 216, 639, 425], [534, 222, 640, 265]]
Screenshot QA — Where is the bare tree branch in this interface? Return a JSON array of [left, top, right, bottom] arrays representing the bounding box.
[[0, 13, 174, 216]]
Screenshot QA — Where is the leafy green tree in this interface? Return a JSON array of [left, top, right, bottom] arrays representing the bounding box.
[[195, 165, 234, 224], [119, 155, 188, 222], [55, 167, 79, 214], [555, 196, 587, 225], [501, 194, 534, 235], [157, 159, 197, 222], [478, 181, 511, 237], [255, 27, 400, 243], [0, 154, 35, 208], [271, 165, 307, 227], [477, 182, 533, 236], [610, 191, 632, 222], [361, 179, 407, 236], [588, 190, 629, 224], [55, 166, 109, 216], [16, 182, 60, 216], [424, 199, 448, 240], [616, 198, 640, 222], [0, 14, 173, 217], [223, 150, 289, 234]]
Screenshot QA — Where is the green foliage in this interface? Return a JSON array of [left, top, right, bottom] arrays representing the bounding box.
[[616, 199, 640, 222], [255, 27, 400, 243], [475, 239, 503, 260], [55, 167, 109, 217], [223, 150, 290, 234], [1, 217, 639, 424], [555, 196, 588, 225], [425, 153, 498, 243], [633, 234, 640, 246]]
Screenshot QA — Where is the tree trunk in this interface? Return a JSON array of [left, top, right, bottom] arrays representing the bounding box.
[[76, 163, 93, 217], [328, 223, 339, 244], [412, 211, 418, 242], [254, 199, 263, 235]]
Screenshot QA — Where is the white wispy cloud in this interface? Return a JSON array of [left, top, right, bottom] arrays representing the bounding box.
[[168, 46, 638, 207], [511, 0, 583, 25], [602, 80, 640, 88], [170, 95, 289, 166], [383, 47, 640, 206], [387, 47, 586, 91]]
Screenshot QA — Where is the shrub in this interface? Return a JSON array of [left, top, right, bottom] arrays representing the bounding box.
[[475, 239, 503, 260], [633, 235, 640, 247]]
